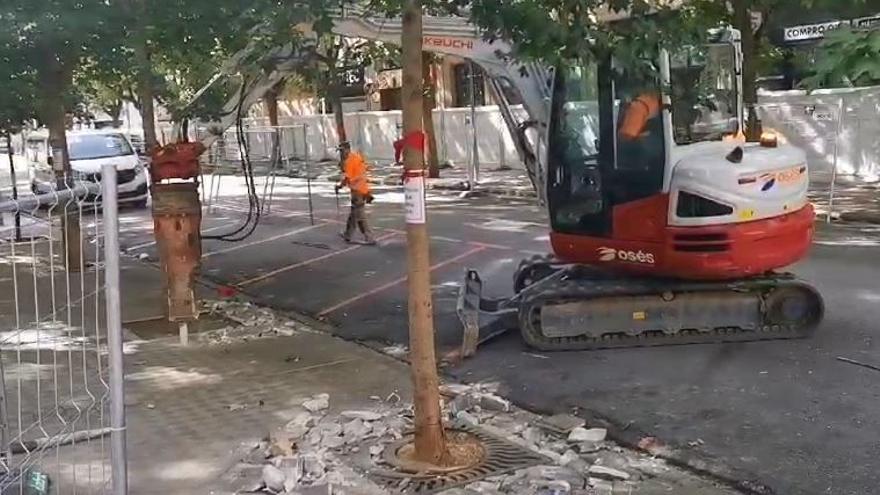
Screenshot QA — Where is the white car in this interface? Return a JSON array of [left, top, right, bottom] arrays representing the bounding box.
[[26, 130, 148, 207]]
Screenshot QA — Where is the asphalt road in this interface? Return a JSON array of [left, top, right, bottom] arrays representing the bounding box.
[[117, 176, 880, 495]]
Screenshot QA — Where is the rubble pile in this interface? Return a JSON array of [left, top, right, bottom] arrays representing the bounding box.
[[197, 299, 311, 345], [226, 383, 699, 495], [227, 392, 405, 495]]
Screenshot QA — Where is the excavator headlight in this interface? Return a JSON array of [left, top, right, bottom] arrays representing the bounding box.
[[760, 131, 778, 148]]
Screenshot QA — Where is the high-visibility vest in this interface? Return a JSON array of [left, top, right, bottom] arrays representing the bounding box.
[[343, 152, 370, 195]]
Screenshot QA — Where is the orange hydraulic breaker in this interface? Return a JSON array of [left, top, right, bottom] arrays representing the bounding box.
[[149, 142, 206, 323]]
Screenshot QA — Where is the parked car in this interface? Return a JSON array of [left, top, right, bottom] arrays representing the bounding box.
[[26, 130, 148, 207]]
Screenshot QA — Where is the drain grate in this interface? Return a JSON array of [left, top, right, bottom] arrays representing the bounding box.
[[368, 422, 548, 494]]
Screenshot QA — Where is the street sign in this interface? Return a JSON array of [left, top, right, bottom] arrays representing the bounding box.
[[853, 15, 880, 30], [783, 20, 848, 42]]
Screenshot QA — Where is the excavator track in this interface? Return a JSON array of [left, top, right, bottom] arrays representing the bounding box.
[[516, 267, 824, 351]]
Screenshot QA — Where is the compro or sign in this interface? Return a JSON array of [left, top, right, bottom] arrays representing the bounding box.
[[783, 20, 848, 42]]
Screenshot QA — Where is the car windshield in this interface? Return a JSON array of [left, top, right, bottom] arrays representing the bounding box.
[[68, 134, 133, 161], [670, 43, 739, 144]]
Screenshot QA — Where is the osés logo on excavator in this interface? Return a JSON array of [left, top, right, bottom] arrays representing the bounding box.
[[598, 247, 656, 265]]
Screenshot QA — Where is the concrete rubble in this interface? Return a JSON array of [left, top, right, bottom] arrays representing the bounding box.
[[197, 299, 311, 345], [225, 381, 732, 495]]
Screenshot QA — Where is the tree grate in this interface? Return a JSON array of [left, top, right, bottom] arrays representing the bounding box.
[[367, 422, 549, 494]]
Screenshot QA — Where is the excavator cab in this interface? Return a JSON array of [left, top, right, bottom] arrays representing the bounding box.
[[546, 36, 741, 241]]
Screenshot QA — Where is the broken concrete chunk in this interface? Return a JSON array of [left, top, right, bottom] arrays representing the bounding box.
[[558, 449, 580, 467], [455, 410, 479, 425], [440, 383, 474, 396], [295, 483, 333, 495], [588, 464, 630, 480], [568, 427, 607, 443], [588, 477, 615, 495], [302, 393, 330, 413], [340, 410, 383, 422], [342, 418, 372, 443], [478, 393, 511, 412], [262, 464, 286, 493], [301, 454, 326, 480], [576, 441, 603, 454], [436, 489, 481, 495], [465, 480, 501, 493], [274, 326, 296, 337], [448, 393, 476, 414], [369, 444, 384, 457], [537, 448, 562, 464], [268, 432, 296, 458], [284, 413, 315, 439], [529, 478, 571, 494], [521, 426, 545, 445], [382, 344, 408, 358], [324, 434, 345, 449], [539, 414, 586, 434]]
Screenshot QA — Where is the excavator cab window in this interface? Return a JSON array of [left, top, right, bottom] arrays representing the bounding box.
[[547, 59, 666, 237], [546, 62, 606, 235], [669, 44, 739, 144]]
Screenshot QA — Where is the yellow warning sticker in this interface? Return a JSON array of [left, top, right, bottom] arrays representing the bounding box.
[[632, 311, 646, 321], [738, 209, 756, 221]]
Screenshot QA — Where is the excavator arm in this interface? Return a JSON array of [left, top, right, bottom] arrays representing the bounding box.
[[332, 10, 553, 203], [193, 8, 552, 203]]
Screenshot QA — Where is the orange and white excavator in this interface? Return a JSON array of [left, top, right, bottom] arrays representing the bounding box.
[[197, 8, 823, 351]]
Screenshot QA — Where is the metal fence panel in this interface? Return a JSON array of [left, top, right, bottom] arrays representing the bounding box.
[[0, 171, 126, 494]]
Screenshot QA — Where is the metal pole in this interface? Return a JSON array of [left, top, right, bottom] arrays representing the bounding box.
[[6, 133, 21, 241], [439, 106, 448, 164], [304, 124, 314, 225], [828, 97, 845, 223], [469, 60, 479, 187], [498, 113, 506, 169], [101, 163, 128, 494]]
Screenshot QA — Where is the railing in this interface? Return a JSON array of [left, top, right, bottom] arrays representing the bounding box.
[[0, 166, 127, 493]]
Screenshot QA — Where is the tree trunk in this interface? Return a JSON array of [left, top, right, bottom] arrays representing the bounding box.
[[127, 0, 158, 153], [265, 82, 282, 127], [422, 53, 440, 178], [39, 53, 81, 272], [108, 100, 123, 128], [329, 83, 347, 145], [136, 45, 158, 152], [401, 0, 447, 464], [733, 0, 761, 140]]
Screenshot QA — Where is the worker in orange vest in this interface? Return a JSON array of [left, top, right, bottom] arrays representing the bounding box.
[[617, 89, 664, 171], [619, 91, 661, 141], [335, 142, 376, 245]]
